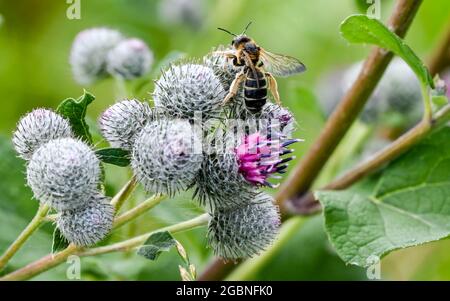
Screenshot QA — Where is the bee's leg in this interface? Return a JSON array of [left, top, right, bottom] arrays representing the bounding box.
[[266, 72, 281, 105], [222, 71, 245, 106], [235, 49, 244, 66], [213, 50, 236, 58]]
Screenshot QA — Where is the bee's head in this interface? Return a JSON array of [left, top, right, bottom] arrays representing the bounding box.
[[231, 35, 251, 48], [218, 22, 253, 49]]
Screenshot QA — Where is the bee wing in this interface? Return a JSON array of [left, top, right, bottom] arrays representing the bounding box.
[[259, 49, 306, 77]]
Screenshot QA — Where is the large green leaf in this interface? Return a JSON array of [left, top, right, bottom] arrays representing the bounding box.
[[340, 15, 434, 88], [56, 90, 95, 144], [316, 127, 450, 267]]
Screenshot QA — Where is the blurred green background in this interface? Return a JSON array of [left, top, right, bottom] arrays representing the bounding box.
[[0, 0, 450, 280]]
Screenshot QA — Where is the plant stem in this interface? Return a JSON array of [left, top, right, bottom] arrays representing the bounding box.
[[428, 23, 450, 76], [276, 0, 423, 215], [114, 76, 128, 101], [79, 213, 210, 257], [113, 194, 167, 229], [0, 176, 138, 274], [0, 210, 206, 281], [421, 84, 433, 122], [111, 176, 137, 212], [226, 217, 306, 280], [1, 243, 79, 281], [287, 103, 450, 215], [0, 204, 50, 271], [199, 0, 423, 281]]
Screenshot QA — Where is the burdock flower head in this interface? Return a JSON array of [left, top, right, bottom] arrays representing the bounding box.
[[132, 118, 203, 195], [207, 193, 281, 260], [27, 137, 101, 211], [193, 152, 258, 211], [235, 132, 300, 188], [70, 27, 124, 85], [12, 109, 73, 160], [203, 46, 246, 119], [107, 38, 153, 80], [260, 102, 296, 137], [158, 0, 205, 29], [153, 63, 226, 120], [99, 99, 154, 151]]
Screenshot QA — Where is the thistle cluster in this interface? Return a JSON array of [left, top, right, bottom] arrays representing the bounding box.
[[14, 37, 301, 260], [97, 47, 300, 259], [70, 27, 153, 85], [13, 109, 114, 247]]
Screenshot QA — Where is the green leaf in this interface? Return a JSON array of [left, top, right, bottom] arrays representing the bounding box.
[[137, 231, 176, 261], [316, 127, 450, 267], [340, 15, 434, 88], [56, 90, 95, 144], [95, 148, 130, 167], [432, 95, 449, 108], [52, 227, 70, 253]]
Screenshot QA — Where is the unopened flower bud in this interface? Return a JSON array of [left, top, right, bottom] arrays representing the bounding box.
[[107, 38, 153, 80], [99, 99, 153, 151], [153, 63, 226, 120], [57, 193, 114, 246], [207, 193, 280, 260], [158, 0, 204, 29], [27, 138, 101, 210], [13, 109, 73, 160], [70, 27, 124, 85], [131, 119, 203, 195]]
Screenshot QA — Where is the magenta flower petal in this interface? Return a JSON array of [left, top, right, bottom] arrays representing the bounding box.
[[235, 132, 299, 187]]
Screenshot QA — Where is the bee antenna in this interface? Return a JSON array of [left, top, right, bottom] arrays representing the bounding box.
[[217, 27, 237, 37], [242, 21, 253, 35]]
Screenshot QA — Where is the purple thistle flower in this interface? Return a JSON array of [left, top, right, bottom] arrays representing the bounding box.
[[235, 132, 300, 188]]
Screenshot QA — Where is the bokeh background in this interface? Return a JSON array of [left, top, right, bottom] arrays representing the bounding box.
[[0, 0, 450, 280]]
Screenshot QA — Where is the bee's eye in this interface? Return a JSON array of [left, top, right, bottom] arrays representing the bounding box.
[[231, 40, 234, 45]]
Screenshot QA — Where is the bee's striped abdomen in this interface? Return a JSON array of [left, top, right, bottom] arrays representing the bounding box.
[[244, 69, 267, 114]]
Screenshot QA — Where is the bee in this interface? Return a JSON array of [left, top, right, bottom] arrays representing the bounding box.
[[216, 22, 306, 114]]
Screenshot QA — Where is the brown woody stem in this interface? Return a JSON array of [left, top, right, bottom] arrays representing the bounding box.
[[199, 0, 424, 281], [428, 23, 450, 76], [278, 0, 423, 214]]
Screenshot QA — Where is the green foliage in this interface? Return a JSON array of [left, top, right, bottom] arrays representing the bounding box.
[[432, 95, 449, 108], [0, 136, 64, 278], [340, 15, 434, 88], [316, 127, 450, 267], [137, 231, 177, 261], [236, 216, 366, 280], [0, 0, 449, 281], [56, 91, 95, 144], [95, 148, 131, 167]]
